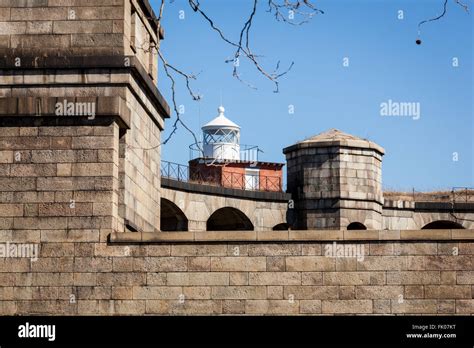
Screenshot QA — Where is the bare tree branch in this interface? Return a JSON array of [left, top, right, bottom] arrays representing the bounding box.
[[188, 0, 309, 93], [127, 49, 203, 153], [158, 50, 202, 150], [454, 0, 469, 13], [137, 0, 469, 159], [418, 0, 449, 36], [136, 0, 322, 153], [417, 0, 469, 42], [157, 0, 166, 23], [267, 0, 324, 26]]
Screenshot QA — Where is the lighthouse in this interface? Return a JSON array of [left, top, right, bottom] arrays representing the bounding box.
[[201, 106, 241, 161], [189, 105, 284, 192]]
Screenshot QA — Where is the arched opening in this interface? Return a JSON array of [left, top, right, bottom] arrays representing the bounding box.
[[273, 223, 290, 231], [347, 222, 367, 230], [160, 198, 188, 231], [422, 220, 464, 229], [207, 207, 254, 231]]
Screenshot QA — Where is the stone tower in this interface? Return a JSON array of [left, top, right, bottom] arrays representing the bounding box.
[[283, 129, 385, 230], [0, 0, 169, 234]]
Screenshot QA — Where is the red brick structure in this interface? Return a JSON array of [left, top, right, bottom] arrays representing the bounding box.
[[189, 159, 284, 192]]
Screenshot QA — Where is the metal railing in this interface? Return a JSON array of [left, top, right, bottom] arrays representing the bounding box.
[[161, 161, 189, 182], [452, 187, 474, 203], [384, 187, 474, 203], [220, 171, 282, 192], [189, 142, 262, 162], [161, 160, 283, 192]]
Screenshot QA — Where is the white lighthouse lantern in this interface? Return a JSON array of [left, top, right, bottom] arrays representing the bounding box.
[[202, 106, 240, 161]]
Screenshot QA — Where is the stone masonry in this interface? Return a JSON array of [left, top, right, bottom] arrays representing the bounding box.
[[161, 182, 289, 232], [0, 1, 472, 316], [0, 229, 472, 315], [284, 129, 384, 230], [0, 0, 169, 234]]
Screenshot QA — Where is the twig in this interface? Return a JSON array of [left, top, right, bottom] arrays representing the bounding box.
[[267, 0, 324, 26], [417, 0, 469, 38]]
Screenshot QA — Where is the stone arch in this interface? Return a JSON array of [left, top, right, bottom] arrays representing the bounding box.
[[421, 220, 464, 229], [273, 223, 290, 230], [160, 198, 188, 231], [207, 207, 254, 231], [347, 222, 367, 230]]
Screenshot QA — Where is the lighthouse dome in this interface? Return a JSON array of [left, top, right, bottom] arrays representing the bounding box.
[[202, 106, 240, 131], [202, 106, 241, 161]]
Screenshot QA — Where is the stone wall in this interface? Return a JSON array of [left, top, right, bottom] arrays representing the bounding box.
[[285, 144, 384, 230], [0, 97, 124, 234], [382, 202, 474, 230], [0, 120, 119, 231], [0, 230, 472, 315], [119, 89, 162, 233], [0, 0, 126, 55], [0, 0, 160, 79], [0, 63, 167, 234], [161, 184, 289, 232], [0, 0, 169, 233], [0, 1, 472, 318]]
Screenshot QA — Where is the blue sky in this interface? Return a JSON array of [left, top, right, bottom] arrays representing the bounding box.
[[154, 0, 473, 191]]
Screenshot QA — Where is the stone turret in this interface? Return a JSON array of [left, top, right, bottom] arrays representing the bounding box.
[[283, 129, 384, 230], [0, 0, 163, 80], [0, 0, 170, 233]]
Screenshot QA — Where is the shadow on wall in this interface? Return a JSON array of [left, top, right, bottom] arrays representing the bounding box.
[[160, 202, 256, 231], [159, 197, 467, 232], [347, 222, 367, 230], [160, 198, 188, 231], [421, 220, 464, 229], [207, 207, 254, 231]]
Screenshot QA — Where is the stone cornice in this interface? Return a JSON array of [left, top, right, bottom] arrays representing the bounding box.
[[109, 229, 474, 243], [0, 55, 171, 121], [0, 96, 131, 129], [283, 141, 385, 156], [161, 177, 291, 202]]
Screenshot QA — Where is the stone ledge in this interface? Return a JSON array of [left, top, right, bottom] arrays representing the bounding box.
[[138, 0, 162, 36], [383, 200, 415, 209], [283, 142, 385, 157], [109, 229, 474, 244], [0, 96, 131, 128], [161, 178, 292, 202], [0, 55, 171, 120], [415, 201, 474, 211], [382, 200, 474, 212]]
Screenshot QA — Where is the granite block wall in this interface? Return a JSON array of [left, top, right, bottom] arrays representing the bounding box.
[[286, 145, 384, 230], [0, 230, 473, 315], [0, 0, 159, 80]]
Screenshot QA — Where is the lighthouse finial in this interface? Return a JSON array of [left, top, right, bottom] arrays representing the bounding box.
[[218, 105, 225, 115]]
